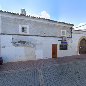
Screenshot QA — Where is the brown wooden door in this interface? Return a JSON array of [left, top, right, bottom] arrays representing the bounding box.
[[79, 39, 86, 54], [52, 44, 57, 58]]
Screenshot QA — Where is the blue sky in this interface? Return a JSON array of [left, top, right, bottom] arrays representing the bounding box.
[[0, 0, 86, 26]]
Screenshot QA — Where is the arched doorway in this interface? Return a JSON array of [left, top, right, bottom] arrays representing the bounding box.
[[79, 38, 86, 54]]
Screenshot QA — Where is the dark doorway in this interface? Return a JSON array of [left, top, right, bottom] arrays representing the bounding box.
[[52, 44, 57, 58], [79, 38, 86, 54]]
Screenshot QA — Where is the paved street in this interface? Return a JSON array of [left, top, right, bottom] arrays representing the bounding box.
[[0, 54, 86, 86]]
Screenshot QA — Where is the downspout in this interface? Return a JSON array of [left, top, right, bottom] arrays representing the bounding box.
[[67, 27, 73, 38], [70, 27, 73, 38]]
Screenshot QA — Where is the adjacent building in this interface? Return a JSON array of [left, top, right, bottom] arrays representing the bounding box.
[[72, 30, 86, 55]]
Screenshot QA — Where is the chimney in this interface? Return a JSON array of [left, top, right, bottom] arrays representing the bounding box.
[[20, 9, 26, 16]]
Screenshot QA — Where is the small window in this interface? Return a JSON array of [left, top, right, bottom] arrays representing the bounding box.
[[19, 25, 29, 34], [61, 30, 66, 36], [21, 27, 27, 33]]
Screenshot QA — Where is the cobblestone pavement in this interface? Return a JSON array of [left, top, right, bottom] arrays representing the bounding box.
[[0, 54, 86, 86]]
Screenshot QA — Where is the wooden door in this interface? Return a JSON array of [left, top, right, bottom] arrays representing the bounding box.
[[79, 39, 86, 54], [52, 44, 57, 58]]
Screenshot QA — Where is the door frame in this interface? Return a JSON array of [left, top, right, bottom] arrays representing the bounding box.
[[77, 37, 86, 54], [52, 44, 57, 58]]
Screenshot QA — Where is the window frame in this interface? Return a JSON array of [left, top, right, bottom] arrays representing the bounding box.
[[61, 30, 66, 37], [59, 44, 68, 50], [19, 25, 29, 34]]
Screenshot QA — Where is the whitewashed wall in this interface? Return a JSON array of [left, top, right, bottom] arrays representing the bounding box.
[[1, 35, 24, 62], [72, 31, 86, 55], [1, 32, 86, 63], [0, 34, 74, 63], [1, 14, 72, 37], [1, 35, 36, 63]]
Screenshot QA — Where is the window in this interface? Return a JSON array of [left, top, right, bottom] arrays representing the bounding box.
[[21, 27, 27, 33], [59, 44, 68, 50], [59, 41, 68, 50], [19, 25, 29, 34], [61, 30, 66, 36]]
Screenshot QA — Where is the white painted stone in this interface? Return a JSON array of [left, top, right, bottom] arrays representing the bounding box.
[[0, 11, 86, 63], [0, 33, 86, 63]]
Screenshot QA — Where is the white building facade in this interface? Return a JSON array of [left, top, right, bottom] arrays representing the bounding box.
[[72, 30, 86, 55], [0, 10, 85, 63]]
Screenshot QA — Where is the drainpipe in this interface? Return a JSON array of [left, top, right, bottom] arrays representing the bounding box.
[[67, 27, 73, 38]]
